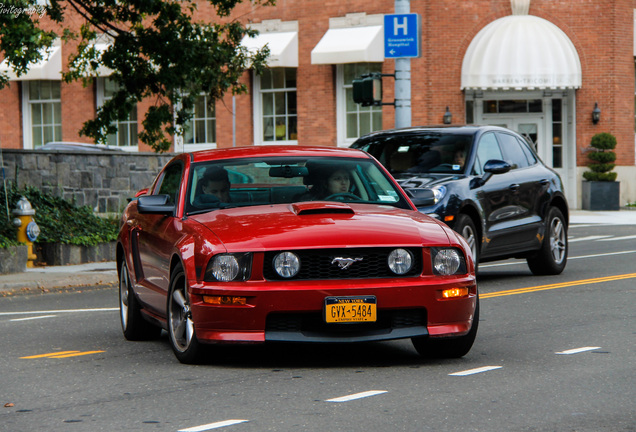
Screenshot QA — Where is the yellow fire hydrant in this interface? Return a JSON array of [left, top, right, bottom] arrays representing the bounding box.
[[12, 196, 40, 268]]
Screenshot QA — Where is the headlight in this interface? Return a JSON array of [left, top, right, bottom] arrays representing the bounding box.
[[388, 248, 413, 275], [205, 253, 252, 282], [431, 247, 467, 275], [273, 252, 300, 278], [432, 185, 447, 204]]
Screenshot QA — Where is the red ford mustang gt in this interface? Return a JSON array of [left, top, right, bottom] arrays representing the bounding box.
[[117, 146, 478, 363]]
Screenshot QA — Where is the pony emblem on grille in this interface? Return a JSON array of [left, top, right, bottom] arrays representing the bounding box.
[[331, 257, 363, 270]]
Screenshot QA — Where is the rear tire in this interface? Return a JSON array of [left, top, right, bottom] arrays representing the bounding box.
[[167, 264, 203, 364], [527, 207, 568, 275], [119, 260, 161, 341], [412, 297, 479, 359]]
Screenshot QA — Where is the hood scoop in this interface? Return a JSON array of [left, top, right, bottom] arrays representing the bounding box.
[[292, 201, 355, 216]]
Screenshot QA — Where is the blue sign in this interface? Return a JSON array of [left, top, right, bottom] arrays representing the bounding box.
[[384, 13, 421, 58]]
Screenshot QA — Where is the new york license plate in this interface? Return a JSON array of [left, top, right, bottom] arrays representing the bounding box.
[[324, 296, 377, 323]]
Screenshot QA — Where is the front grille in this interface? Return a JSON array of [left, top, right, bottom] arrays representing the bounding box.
[[263, 247, 422, 281]]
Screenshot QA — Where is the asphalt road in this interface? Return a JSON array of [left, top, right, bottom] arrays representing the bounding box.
[[1, 222, 634, 432]]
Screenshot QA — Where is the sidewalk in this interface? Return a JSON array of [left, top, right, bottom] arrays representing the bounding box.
[[0, 209, 634, 297], [0, 261, 117, 297]]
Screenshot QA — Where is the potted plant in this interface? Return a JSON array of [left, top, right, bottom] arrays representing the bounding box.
[[582, 132, 619, 210]]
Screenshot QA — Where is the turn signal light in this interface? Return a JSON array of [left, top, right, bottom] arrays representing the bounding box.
[[442, 287, 469, 299], [203, 296, 247, 305]]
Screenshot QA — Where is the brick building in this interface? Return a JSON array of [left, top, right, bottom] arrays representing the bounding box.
[[1, 0, 635, 208]]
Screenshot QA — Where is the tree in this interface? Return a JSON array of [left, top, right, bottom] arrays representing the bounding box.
[[0, 0, 274, 152]]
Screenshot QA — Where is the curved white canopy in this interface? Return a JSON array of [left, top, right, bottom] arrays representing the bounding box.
[[461, 14, 582, 90]]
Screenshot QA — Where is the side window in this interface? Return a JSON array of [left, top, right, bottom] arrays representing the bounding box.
[[155, 163, 183, 205], [517, 137, 538, 165], [474, 133, 503, 175], [497, 133, 529, 169]]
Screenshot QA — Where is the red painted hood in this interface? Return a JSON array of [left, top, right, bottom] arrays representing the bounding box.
[[189, 202, 452, 251]]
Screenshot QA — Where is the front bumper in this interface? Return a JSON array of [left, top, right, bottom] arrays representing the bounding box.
[[188, 276, 477, 344]]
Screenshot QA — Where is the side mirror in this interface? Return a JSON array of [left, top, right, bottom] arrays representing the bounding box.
[[137, 194, 175, 215], [483, 160, 512, 175], [471, 160, 512, 189], [405, 188, 435, 207]]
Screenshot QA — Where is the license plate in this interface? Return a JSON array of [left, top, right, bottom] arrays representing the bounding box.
[[324, 296, 377, 323]]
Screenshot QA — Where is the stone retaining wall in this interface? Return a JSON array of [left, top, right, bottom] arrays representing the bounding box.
[[0, 245, 27, 274], [1, 149, 174, 213]]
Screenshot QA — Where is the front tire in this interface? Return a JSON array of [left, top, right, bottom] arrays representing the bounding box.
[[454, 214, 479, 268], [527, 206, 568, 275], [412, 297, 479, 359], [167, 264, 202, 364], [119, 260, 161, 341]]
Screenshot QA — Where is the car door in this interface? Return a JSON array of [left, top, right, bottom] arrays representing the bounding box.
[[472, 132, 521, 258], [134, 161, 184, 315], [497, 132, 547, 251]]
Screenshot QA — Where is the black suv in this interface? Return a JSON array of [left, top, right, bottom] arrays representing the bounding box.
[[351, 126, 569, 275]]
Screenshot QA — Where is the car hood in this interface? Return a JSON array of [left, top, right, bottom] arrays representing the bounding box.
[[189, 201, 452, 251], [393, 173, 464, 189]]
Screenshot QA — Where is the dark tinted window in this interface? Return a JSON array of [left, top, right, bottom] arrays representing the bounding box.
[[156, 163, 183, 205], [497, 133, 529, 169], [474, 133, 503, 175], [353, 133, 472, 174]]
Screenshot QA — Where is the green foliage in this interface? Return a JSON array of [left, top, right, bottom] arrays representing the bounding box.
[[0, 0, 275, 152], [590, 132, 617, 150], [584, 132, 618, 182], [0, 185, 118, 248]]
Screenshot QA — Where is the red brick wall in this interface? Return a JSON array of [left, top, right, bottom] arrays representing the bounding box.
[[0, 0, 634, 167]]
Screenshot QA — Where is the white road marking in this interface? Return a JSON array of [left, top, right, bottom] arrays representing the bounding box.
[[10, 315, 56, 322], [0, 308, 118, 316], [597, 235, 636, 242], [178, 420, 249, 431], [556, 346, 601, 355], [326, 390, 388, 403], [481, 250, 636, 268], [449, 366, 502, 376], [568, 235, 613, 243]]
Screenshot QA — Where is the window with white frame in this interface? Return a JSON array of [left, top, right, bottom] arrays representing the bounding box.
[[254, 68, 297, 144], [23, 80, 62, 148], [96, 77, 138, 147], [337, 63, 383, 146], [184, 94, 216, 147]]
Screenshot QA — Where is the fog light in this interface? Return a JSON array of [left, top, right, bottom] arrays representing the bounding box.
[[442, 287, 469, 298], [203, 296, 247, 305]]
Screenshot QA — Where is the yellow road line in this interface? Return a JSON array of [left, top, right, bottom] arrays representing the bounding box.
[[21, 351, 79, 359], [481, 273, 636, 299], [50, 351, 105, 358], [20, 350, 105, 359]]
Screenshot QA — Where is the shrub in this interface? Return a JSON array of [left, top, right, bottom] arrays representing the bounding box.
[[582, 132, 618, 182], [0, 185, 118, 248]]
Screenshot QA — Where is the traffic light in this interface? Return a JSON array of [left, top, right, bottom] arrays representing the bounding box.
[[352, 73, 383, 106]]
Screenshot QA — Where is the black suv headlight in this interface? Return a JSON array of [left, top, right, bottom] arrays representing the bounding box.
[[431, 247, 467, 275], [204, 253, 252, 282]]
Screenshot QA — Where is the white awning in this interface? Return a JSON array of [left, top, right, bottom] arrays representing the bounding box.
[[461, 15, 582, 90], [241, 31, 298, 68], [86, 43, 113, 77], [0, 45, 62, 81], [311, 25, 384, 64]]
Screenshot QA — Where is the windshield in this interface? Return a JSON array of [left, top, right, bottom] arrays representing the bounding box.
[[185, 156, 410, 215], [354, 133, 472, 175]]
